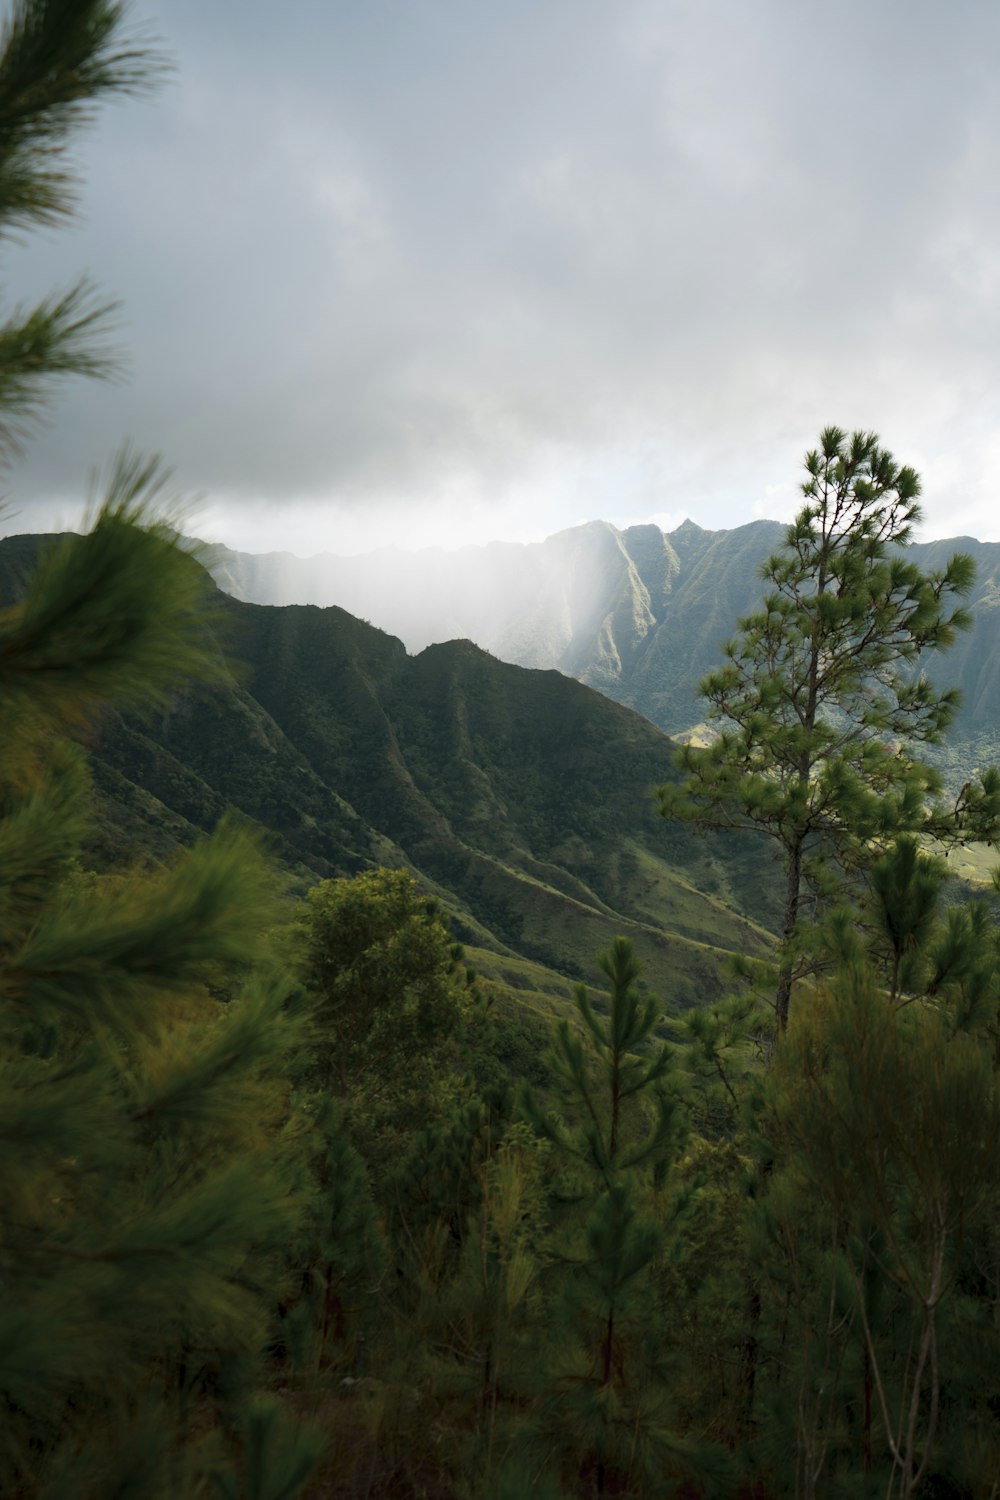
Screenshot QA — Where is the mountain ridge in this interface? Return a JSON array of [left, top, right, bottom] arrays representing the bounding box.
[[0, 533, 780, 1013], [205, 517, 1000, 752]]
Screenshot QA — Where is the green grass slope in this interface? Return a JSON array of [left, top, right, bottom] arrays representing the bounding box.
[[0, 536, 779, 1012]]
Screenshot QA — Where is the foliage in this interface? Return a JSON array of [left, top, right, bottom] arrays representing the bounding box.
[[0, 0, 167, 454], [747, 833, 1000, 1498], [295, 866, 478, 1162], [523, 937, 678, 1180], [765, 969, 1000, 1497], [521, 938, 732, 1497], [0, 523, 327, 1497], [660, 425, 1000, 1036], [0, 2, 323, 1493]]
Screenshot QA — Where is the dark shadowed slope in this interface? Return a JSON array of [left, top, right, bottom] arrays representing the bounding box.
[[0, 534, 779, 1009], [207, 519, 1000, 751]]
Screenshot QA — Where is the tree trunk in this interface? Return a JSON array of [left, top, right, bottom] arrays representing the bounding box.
[[775, 838, 804, 1037], [862, 1339, 872, 1475], [737, 1277, 762, 1432]]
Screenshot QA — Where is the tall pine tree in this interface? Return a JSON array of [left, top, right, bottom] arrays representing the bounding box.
[[0, 4, 324, 1493], [660, 426, 1000, 1039]]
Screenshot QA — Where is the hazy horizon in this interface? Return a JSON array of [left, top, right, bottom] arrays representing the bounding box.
[[193, 509, 994, 564], [4, 506, 992, 564]]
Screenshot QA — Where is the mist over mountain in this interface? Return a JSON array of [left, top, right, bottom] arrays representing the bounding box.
[[206, 519, 1000, 751], [0, 533, 779, 1012]]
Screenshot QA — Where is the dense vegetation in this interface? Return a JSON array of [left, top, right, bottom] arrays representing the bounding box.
[[4, 4, 1000, 1496]]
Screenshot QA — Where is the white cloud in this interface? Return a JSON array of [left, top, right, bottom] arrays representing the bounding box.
[[5, 0, 1000, 552]]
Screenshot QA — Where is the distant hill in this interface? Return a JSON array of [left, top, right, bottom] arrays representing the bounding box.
[[0, 534, 780, 1015], [205, 520, 1000, 756]]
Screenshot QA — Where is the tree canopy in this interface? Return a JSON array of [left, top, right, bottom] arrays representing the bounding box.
[[659, 425, 1000, 1035]]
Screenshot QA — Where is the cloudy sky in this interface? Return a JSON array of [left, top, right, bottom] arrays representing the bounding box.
[[4, 0, 1000, 555]]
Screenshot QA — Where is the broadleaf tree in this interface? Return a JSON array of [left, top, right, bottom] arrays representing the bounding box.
[[295, 866, 476, 1169], [659, 426, 1000, 1038]]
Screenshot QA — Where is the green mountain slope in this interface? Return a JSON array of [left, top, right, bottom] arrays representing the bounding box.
[[220, 599, 778, 1004], [0, 535, 779, 1011], [207, 519, 1000, 754]]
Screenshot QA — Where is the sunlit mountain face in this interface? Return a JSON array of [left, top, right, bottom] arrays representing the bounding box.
[[204, 519, 1000, 752]]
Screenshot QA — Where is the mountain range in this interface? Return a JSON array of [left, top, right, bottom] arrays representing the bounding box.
[[0, 533, 779, 1026], [8, 513, 991, 1032], [206, 518, 1000, 757]]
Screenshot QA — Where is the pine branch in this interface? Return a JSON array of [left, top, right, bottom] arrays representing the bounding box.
[[0, 277, 120, 460], [0, 0, 170, 235], [0, 452, 223, 735]]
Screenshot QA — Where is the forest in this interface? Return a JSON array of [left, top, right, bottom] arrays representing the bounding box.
[[3, 4, 1000, 1498]]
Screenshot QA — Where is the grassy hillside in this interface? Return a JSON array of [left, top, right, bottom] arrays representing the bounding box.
[[221, 599, 779, 1005], [1, 535, 780, 1013]]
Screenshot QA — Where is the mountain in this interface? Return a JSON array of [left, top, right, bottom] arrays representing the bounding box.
[[205, 520, 1000, 753], [0, 534, 779, 1016]]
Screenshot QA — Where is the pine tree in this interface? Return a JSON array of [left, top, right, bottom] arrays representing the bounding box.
[[521, 939, 731, 1498], [659, 426, 1000, 1039], [0, 0, 168, 453], [0, 3, 324, 1492], [767, 964, 1000, 1497], [758, 837, 1000, 1496], [388, 1106, 550, 1498]]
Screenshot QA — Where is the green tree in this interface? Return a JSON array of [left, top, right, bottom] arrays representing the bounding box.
[[384, 1105, 550, 1499], [659, 426, 1000, 1038], [522, 939, 729, 1498], [767, 966, 1000, 1498], [0, 473, 326, 1500], [296, 866, 476, 1165], [0, 2, 324, 1493], [752, 837, 1000, 1497], [522, 937, 679, 1185], [276, 1095, 385, 1379]]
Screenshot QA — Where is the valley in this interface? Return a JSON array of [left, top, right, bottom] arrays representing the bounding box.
[[0, 534, 780, 1021]]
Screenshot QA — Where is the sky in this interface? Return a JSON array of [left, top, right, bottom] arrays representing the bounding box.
[[4, 0, 1000, 556]]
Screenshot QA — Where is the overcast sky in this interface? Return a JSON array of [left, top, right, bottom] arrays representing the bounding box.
[[4, 0, 1000, 555]]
